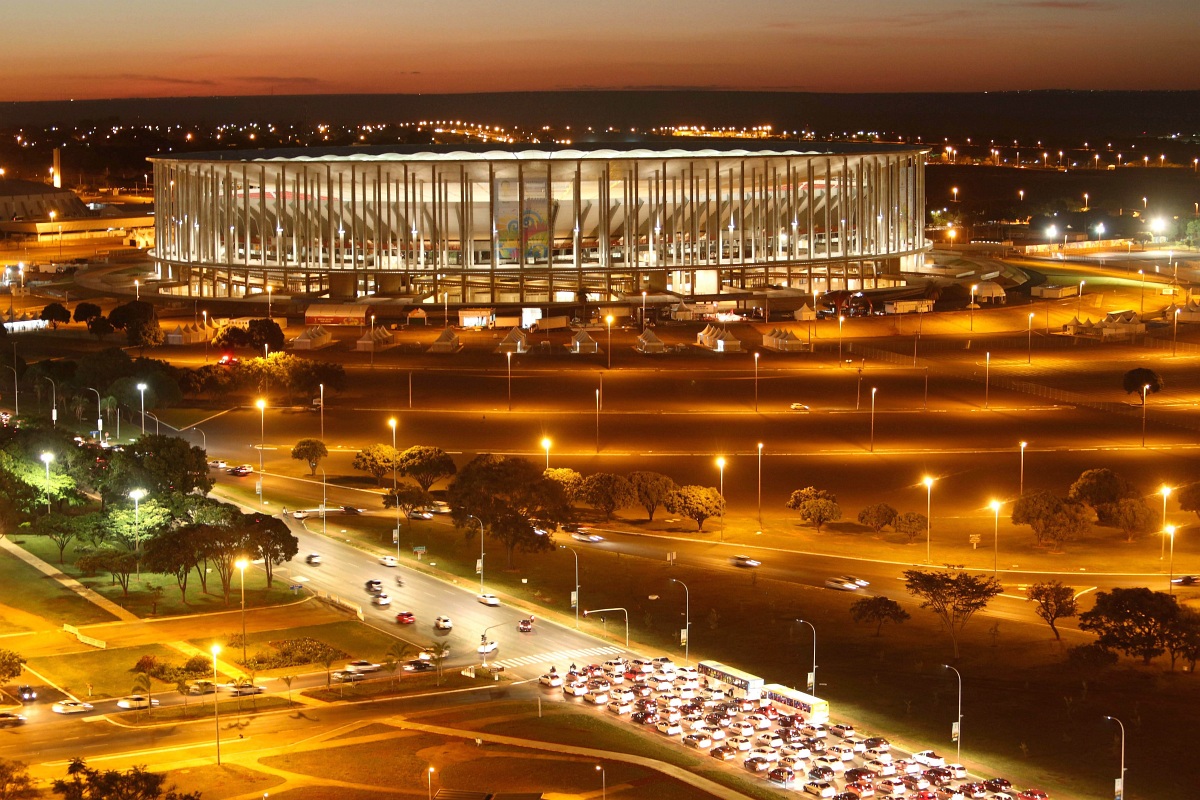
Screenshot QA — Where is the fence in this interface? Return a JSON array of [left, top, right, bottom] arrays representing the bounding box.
[[313, 590, 364, 621], [62, 624, 106, 649]]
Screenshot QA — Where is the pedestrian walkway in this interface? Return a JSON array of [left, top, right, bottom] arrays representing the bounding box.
[[489, 645, 624, 670]]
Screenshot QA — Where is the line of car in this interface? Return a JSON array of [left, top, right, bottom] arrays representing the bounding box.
[[536, 656, 1046, 800]]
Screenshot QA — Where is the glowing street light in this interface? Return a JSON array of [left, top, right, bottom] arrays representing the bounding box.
[[869, 387, 878, 452], [1161, 486, 1172, 559], [753, 352, 760, 412], [716, 457, 726, 538], [990, 500, 1002, 576], [1027, 312, 1035, 364], [235, 558, 249, 663], [1142, 383, 1151, 447], [40, 452, 54, 514], [605, 315, 614, 369], [137, 382, 148, 435], [1019, 441, 1028, 495], [389, 417, 400, 557], [756, 442, 764, 526], [506, 351, 513, 410], [838, 315, 845, 363], [541, 437, 551, 470], [942, 663, 964, 762], [923, 476, 935, 563], [1103, 716, 1126, 800], [1166, 526, 1177, 595]]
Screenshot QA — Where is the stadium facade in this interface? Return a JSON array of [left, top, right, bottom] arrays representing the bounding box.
[[149, 140, 929, 304]]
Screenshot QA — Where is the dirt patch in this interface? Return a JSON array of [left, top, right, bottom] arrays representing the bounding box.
[[164, 763, 285, 800]]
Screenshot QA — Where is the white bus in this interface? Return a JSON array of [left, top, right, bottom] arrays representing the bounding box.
[[697, 661, 764, 700], [763, 683, 830, 724]]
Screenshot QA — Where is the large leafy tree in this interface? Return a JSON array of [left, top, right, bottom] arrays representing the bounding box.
[[143, 525, 207, 603], [76, 549, 139, 597], [1068, 468, 1136, 525], [579, 473, 636, 520], [1027, 580, 1078, 641], [0, 757, 37, 799], [849, 596, 910, 636], [1079, 587, 1179, 665], [100, 434, 211, 505], [243, 513, 298, 588], [33, 512, 101, 564], [664, 485, 724, 531], [0, 649, 25, 683], [858, 503, 898, 533], [352, 443, 399, 487], [544, 468, 584, 502], [449, 454, 570, 568], [102, 498, 172, 552], [290, 438, 328, 476], [40, 303, 71, 329], [1121, 367, 1163, 401], [385, 484, 430, 531], [893, 511, 927, 544], [627, 471, 676, 521], [72, 302, 102, 324], [246, 318, 285, 352], [397, 445, 456, 492], [1174, 483, 1200, 523], [903, 569, 1003, 659], [200, 522, 249, 605], [1012, 491, 1090, 550], [1111, 497, 1157, 543], [786, 487, 841, 531], [52, 757, 201, 800]]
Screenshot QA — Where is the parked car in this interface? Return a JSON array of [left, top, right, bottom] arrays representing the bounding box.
[[477, 594, 500, 606]]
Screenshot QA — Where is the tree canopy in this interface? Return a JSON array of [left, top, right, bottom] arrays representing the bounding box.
[[1122, 367, 1163, 400], [579, 473, 636, 520], [396, 445, 456, 491], [290, 438, 328, 476], [903, 569, 1002, 659], [627, 471, 677, 521], [1027, 580, 1078, 640], [664, 485, 724, 531]]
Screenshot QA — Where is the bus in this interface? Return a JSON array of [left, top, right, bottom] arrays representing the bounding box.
[[763, 683, 830, 724], [697, 661, 764, 700]]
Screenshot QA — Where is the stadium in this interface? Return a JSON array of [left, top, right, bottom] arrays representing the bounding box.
[[149, 140, 930, 306]]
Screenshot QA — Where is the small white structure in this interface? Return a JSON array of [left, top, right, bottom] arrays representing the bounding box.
[[458, 307, 495, 328], [355, 326, 393, 351], [406, 308, 428, 326], [710, 329, 742, 352], [793, 304, 817, 321], [428, 327, 461, 353], [571, 329, 599, 354], [165, 323, 209, 345], [292, 326, 332, 350], [972, 281, 1007, 304], [1064, 312, 1145, 340], [697, 324, 718, 348], [498, 327, 528, 353], [637, 328, 666, 353]]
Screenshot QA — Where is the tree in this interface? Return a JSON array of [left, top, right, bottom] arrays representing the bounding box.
[[33, 512, 100, 564], [857, 503, 897, 533], [396, 445, 456, 492], [40, 303, 71, 329], [352, 443, 399, 487], [73, 302, 102, 324], [127, 316, 165, 351], [786, 486, 835, 506], [1012, 491, 1090, 549], [200, 523, 249, 605], [849, 596, 910, 636], [1068, 468, 1136, 525], [213, 326, 250, 350], [1079, 587, 1179, 665], [384, 484, 429, 531], [143, 525, 206, 603], [1172, 607, 1200, 673], [386, 641, 415, 686], [243, 513, 298, 588], [903, 569, 1003, 659], [1175, 483, 1200, 523], [290, 438, 328, 476], [893, 511, 927, 544], [628, 471, 677, 521], [0, 758, 37, 800], [1122, 367, 1163, 401], [86, 316, 114, 341], [51, 758, 201, 800], [1111, 497, 1156, 543], [102, 499, 172, 552], [1041, 503, 1092, 552], [76, 549, 139, 597], [0, 650, 25, 683], [246, 318, 285, 352], [100, 435, 212, 506], [791, 497, 841, 531], [425, 641, 451, 685], [663, 485, 724, 531], [107, 300, 155, 332], [544, 468, 584, 502], [579, 473, 636, 520], [1027, 580, 1078, 640], [449, 454, 570, 568]]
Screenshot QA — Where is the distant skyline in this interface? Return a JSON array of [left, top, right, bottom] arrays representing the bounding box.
[[4, 0, 1199, 102]]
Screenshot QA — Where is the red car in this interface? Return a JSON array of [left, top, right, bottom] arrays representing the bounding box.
[[1017, 792, 1049, 800], [395, 611, 415, 624], [217, 354, 240, 365]]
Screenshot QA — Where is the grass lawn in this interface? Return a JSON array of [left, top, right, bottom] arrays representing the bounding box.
[[164, 763, 285, 800], [303, 670, 483, 701], [14, 535, 300, 618], [0, 543, 118, 629], [189, 619, 402, 674], [259, 731, 445, 785], [137, 694, 294, 722], [27, 643, 187, 700]]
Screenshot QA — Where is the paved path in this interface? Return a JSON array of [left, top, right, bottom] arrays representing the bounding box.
[[0, 537, 139, 622]]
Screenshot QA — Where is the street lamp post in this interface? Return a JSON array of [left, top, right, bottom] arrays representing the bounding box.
[[671, 578, 690, 665], [469, 515, 484, 592], [40, 452, 53, 514], [137, 382, 147, 435], [1166, 525, 1177, 594], [202, 310, 208, 363], [942, 664, 963, 762], [427, 767, 435, 800], [560, 544, 579, 629], [1161, 486, 1172, 559], [211, 644, 222, 765], [44, 376, 57, 426], [596, 765, 606, 800], [1019, 441, 1028, 496], [990, 500, 1002, 577], [129, 487, 146, 579], [6, 364, 17, 419], [1138, 270, 1145, 315], [605, 315, 614, 369], [795, 619, 817, 693], [318, 383, 325, 440], [1077, 280, 1085, 317], [870, 387, 877, 452], [389, 418, 399, 558], [1027, 312, 1035, 364], [320, 468, 327, 536], [756, 442, 763, 526], [583, 607, 629, 647], [753, 352, 760, 412], [506, 351, 512, 411], [838, 315, 845, 363], [541, 437, 551, 471], [716, 457, 726, 539], [1142, 384, 1150, 447], [984, 351, 990, 409], [88, 387, 103, 438], [641, 290, 647, 332], [969, 284, 977, 331], [923, 476, 935, 563], [235, 559, 248, 664], [1173, 307, 1180, 356], [1104, 716, 1126, 799], [256, 399, 266, 505]]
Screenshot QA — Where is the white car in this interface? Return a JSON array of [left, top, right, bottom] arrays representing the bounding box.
[[757, 733, 784, 749], [584, 690, 609, 705], [865, 747, 893, 763], [827, 744, 855, 761], [824, 577, 861, 591], [346, 660, 381, 673], [565, 681, 588, 696], [656, 721, 682, 736], [746, 713, 773, 730], [606, 700, 632, 715], [379, 555, 398, 567], [539, 673, 563, 688], [945, 763, 968, 780], [571, 531, 604, 543], [790, 403, 812, 412], [208, 459, 227, 469], [729, 721, 755, 737], [838, 575, 870, 588], [804, 780, 835, 797], [224, 683, 264, 696], [876, 778, 908, 796], [801, 723, 828, 738], [912, 749, 946, 767], [750, 747, 780, 763], [867, 758, 897, 776], [372, 593, 391, 606], [813, 755, 845, 773], [117, 695, 160, 709], [829, 722, 855, 737], [292, 510, 310, 520], [434, 615, 453, 630], [52, 700, 94, 714], [477, 640, 498, 655], [477, 594, 500, 606], [727, 736, 753, 751]]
